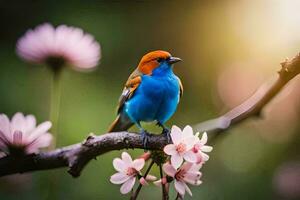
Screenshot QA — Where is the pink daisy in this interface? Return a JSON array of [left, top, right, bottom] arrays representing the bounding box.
[[110, 152, 145, 194], [0, 112, 52, 156], [163, 162, 202, 197], [16, 23, 101, 71]]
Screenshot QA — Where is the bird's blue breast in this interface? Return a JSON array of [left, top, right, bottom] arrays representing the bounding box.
[[123, 66, 180, 124]]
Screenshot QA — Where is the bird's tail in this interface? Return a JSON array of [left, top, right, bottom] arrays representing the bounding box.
[[108, 113, 134, 132]]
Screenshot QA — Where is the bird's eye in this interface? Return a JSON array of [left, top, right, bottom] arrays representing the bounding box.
[[157, 58, 163, 62]]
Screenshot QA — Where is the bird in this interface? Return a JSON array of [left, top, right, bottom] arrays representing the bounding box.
[[108, 50, 183, 147]]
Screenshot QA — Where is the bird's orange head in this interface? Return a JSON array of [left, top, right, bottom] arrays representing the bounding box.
[[137, 50, 181, 75]]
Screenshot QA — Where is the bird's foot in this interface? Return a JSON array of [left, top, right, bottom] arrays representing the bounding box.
[[140, 130, 150, 149], [162, 128, 171, 143]]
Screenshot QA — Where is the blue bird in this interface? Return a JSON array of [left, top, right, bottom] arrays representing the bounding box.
[[108, 50, 183, 147]]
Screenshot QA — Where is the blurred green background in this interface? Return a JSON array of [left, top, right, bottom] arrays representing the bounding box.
[[0, 0, 300, 199]]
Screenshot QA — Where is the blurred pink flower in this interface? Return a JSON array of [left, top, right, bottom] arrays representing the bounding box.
[[110, 152, 145, 194], [191, 132, 213, 164], [164, 125, 198, 169], [0, 112, 52, 156], [163, 162, 202, 197], [16, 23, 101, 71], [273, 162, 300, 199]]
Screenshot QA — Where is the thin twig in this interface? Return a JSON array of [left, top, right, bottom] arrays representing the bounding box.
[[131, 160, 155, 200], [159, 164, 169, 200], [194, 54, 300, 138]]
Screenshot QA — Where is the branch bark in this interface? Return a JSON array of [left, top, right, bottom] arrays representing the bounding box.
[[0, 53, 300, 178], [0, 132, 167, 177]]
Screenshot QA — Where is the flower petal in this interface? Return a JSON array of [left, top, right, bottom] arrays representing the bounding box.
[[184, 137, 198, 150], [0, 130, 10, 145], [113, 158, 127, 172], [170, 125, 183, 144], [11, 112, 26, 133], [195, 153, 204, 164], [120, 177, 136, 194], [145, 175, 157, 181], [0, 114, 11, 141], [200, 132, 208, 144], [13, 131, 23, 145], [201, 145, 213, 152], [121, 152, 133, 165], [164, 144, 177, 155], [183, 151, 197, 163], [24, 115, 36, 135], [181, 162, 193, 172], [183, 172, 202, 185], [110, 172, 130, 184], [132, 159, 145, 171], [184, 182, 193, 196], [201, 152, 210, 161], [27, 121, 52, 141], [26, 133, 52, 153], [174, 180, 186, 196], [182, 125, 193, 138], [190, 163, 203, 172], [163, 163, 177, 177], [171, 154, 183, 169]]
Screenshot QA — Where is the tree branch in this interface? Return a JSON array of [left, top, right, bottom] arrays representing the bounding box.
[[0, 53, 300, 178], [0, 132, 167, 177], [194, 54, 300, 134]]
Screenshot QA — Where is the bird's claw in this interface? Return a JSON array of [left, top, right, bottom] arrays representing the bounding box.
[[141, 130, 150, 149], [162, 128, 171, 143]]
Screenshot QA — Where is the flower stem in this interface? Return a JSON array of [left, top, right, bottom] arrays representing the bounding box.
[[130, 160, 155, 200], [49, 67, 62, 149], [159, 164, 169, 200]]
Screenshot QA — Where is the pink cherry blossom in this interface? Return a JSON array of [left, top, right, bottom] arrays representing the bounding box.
[[110, 152, 145, 194], [192, 132, 213, 164], [163, 162, 202, 197], [0, 112, 52, 156], [16, 23, 101, 71], [164, 125, 199, 169]]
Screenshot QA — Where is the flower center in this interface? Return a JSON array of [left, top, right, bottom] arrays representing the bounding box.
[[175, 169, 185, 181], [176, 143, 186, 153], [126, 167, 138, 176], [192, 143, 201, 153], [45, 56, 66, 71]]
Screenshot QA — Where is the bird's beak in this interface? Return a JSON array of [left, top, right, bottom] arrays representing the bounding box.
[[168, 57, 182, 64]]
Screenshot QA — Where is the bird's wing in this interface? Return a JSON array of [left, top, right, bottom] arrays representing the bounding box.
[[177, 77, 183, 99], [117, 69, 143, 113]]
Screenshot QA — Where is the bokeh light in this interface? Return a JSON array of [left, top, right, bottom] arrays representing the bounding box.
[[274, 162, 300, 199]]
